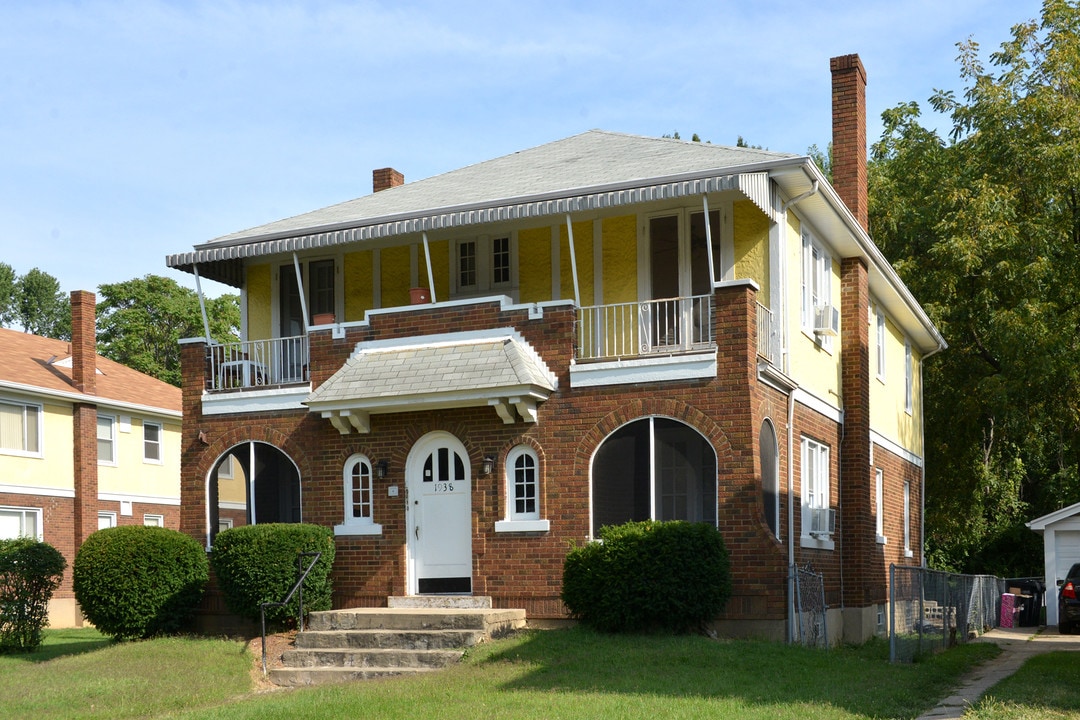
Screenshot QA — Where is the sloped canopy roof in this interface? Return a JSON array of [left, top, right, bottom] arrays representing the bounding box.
[[306, 330, 556, 433], [1027, 501, 1080, 532]]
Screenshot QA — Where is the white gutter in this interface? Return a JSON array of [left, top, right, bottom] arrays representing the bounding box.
[[0, 380, 182, 418]]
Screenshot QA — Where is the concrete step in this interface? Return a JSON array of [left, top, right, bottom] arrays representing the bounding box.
[[305, 607, 526, 635], [270, 665, 435, 687], [295, 628, 484, 650], [388, 595, 493, 609], [282, 646, 463, 669]]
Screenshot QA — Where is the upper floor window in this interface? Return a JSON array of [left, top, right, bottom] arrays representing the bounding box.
[[279, 258, 337, 335], [335, 453, 381, 536], [800, 229, 834, 348], [143, 421, 162, 464], [0, 399, 41, 456], [453, 236, 515, 297], [904, 340, 913, 413], [0, 506, 42, 540], [97, 414, 116, 465], [876, 308, 887, 380]]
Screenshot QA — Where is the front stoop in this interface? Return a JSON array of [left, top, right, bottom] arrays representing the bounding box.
[[269, 598, 526, 687]]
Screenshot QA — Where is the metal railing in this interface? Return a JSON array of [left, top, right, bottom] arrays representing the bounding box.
[[577, 295, 714, 361], [889, 564, 1005, 663], [756, 301, 781, 364], [260, 551, 322, 676], [206, 335, 309, 392]]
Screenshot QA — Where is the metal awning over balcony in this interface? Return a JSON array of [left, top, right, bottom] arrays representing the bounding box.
[[306, 329, 557, 433]]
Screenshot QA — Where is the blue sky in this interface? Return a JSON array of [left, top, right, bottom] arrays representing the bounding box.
[[1, 0, 1045, 298]]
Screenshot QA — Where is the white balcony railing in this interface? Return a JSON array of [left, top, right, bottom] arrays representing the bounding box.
[[206, 335, 309, 392], [756, 301, 781, 364], [577, 295, 714, 361]]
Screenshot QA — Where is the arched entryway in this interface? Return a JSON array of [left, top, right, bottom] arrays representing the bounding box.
[[591, 416, 717, 534], [205, 441, 302, 546]]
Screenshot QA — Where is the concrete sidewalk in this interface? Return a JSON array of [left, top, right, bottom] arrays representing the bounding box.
[[915, 625, 1080, 719]]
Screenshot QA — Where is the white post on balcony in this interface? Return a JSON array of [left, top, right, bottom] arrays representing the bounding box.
[[292, 253, 309, 334], [422, 232, 437, 303], [565, 213, 581, 306], [192, 264, 213, 343], [702, 195, 717, 288]]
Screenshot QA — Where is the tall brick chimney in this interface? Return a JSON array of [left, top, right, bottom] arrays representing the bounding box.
[[373, 167, 404, 193], [830, 54, 868, 231], [69, 290, 99, 546]]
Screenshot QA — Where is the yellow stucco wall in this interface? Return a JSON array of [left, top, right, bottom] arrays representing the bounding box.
[[602, 215, 637, 305], [518, 226, 552, 304], [733, 200, 770, 307], [245, 263, 272, 341], [785, 213, 843, 407], [381, 245, 412, 308], [559, 221, 594, 303], [0, 401, 73, 490], [869, 312, 924, 455], [344, 250, 373, 321], [96, 415, 181, 499]]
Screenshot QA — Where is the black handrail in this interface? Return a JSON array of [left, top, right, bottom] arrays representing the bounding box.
[[260, 551, 321, 676]]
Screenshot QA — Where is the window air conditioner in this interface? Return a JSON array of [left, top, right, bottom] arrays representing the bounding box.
[[814, 305, 840, 337], [809, 507, 836, 537]]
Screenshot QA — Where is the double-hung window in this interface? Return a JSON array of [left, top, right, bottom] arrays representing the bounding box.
[[0, 399, 41, 456], [903, 480, 913, 558], [0, 506, 42, 540], [143, 421, 162, 463], [801, 229, 834, 348], [875, 467, 886, 544], [496, 446, 549, 533], [876, 309, 887, 380], [97, 414, 116, 465], [801, 437, 833, 548], [453, 235, 515, 297], [904, 340, 913, 413], [335, 454, 381, 536]]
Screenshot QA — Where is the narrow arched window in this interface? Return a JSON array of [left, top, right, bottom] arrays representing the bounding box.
[[495, 445, 550, 533], [335, 454, 382, 536]]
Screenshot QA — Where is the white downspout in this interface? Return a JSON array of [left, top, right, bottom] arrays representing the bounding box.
[[422, 232, 437, 303], [787, 388, 796, 642]]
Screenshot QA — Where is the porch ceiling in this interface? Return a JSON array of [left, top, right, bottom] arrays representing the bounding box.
[[306, 330, 556, 433]]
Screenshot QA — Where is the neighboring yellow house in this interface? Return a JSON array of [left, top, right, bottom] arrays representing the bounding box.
[[0, 291, 182, 627], [167, 55, 945, 643]]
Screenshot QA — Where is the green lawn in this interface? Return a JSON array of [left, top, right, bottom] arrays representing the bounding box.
[[964, 652, 1080, 719], [3, 626, 1074, 720]]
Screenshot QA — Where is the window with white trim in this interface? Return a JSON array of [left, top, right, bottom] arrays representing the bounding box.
[[453, 235, 516, 297], [801, 436, 833, 549], [143, 514, 164, 527], [903, 480, 913, 558], [0, 399, 42, 456], [876, 309, 887, 380], [143, 421, 162, 463], [97, 414, 116, 465], [98, 511, 116, 530], [0, 506, 42, 540], [334, 454, 382, 536], [875, 467, 887, 544], [800, 229, 833, 348], [496, 446, 550, 532], [904, 340, 913, 413]]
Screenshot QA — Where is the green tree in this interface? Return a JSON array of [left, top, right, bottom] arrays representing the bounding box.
[[0, 263, 16, 326], [96, 275, 239, 387], [868, 0, 1080, 575], [16, 268, 69, 339]]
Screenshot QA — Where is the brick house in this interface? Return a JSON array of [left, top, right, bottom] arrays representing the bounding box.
[[0, 291, 182, 626], [167, 54, 944, 643]]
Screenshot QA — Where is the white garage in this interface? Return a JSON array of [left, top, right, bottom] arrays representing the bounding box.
[[1027, 502, 1080, 626]]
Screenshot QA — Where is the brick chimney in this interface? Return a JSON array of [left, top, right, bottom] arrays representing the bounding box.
[[69, 290, 99, 546], [830, 54, 868, 231], [373, 167, 404, 193], [70, 290, 96, 395]]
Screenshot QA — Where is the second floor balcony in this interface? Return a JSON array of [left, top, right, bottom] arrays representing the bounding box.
[[206, 335, 309, 393]]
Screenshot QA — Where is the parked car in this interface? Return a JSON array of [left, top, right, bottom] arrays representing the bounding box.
[[1059, 563, 1080, 634]]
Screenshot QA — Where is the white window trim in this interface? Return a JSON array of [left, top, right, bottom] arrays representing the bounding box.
[[143, 513, 165, 527], [218, 517, 234, 532], [0, 505, 43, 541], [97, 414, 117, 467], [904, 340, 913, 415], [142, 421, 163, 465], [0, 398, 43, 458], [98, 511, 117, 530], [334, 453, 382, 536], [800, 436, 834, 550], [903, 480, 913, 557], [875, 467, 887, 544], [876, 308, 887, 382], [496, 445, 550, 533], [800, 229, 834, 351], [451, 233, 519, 299]]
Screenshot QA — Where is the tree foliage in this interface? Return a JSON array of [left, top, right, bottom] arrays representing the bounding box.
[[96, 275, 239, 386], [14, 268, 69, 339], [0, 262, 16, 327], [868, 0, 1080, 575]]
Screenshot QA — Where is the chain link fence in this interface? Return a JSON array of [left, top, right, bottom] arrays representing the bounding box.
[[889, 564, 1005, 663], [791, 563, 827, 648]]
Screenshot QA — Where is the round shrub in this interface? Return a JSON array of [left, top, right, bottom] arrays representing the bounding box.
[[0, 538, 66, 653], [209, 523, 335, 627], [73, 525, 208, 640], [562, 520, 731, 633]]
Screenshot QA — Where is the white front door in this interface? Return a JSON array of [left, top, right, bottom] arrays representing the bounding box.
[[406, 432, 473, 594]]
